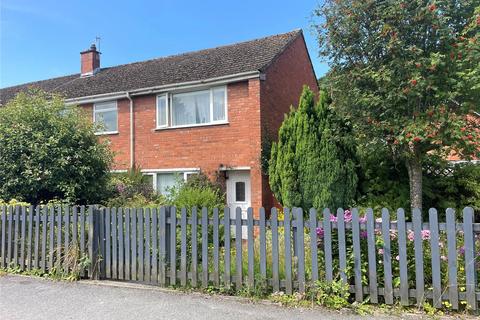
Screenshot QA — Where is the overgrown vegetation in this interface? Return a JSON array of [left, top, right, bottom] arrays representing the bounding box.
[[0, 89, 112, 204]]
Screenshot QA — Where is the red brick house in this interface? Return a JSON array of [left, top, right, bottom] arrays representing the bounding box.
[[0, 30, 318, 213]]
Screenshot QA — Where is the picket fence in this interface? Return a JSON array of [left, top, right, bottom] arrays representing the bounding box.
[[0, 205, 478, 311]]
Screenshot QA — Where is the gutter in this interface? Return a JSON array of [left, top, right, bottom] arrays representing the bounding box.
[[65, 71, 260, 105]]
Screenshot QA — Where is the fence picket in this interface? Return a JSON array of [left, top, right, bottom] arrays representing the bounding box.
[[271, 208, 279, 292], [49, 207, 55, 271], [131, 208, 137, 281], [26, 206, 33, 271], [397, 208, 409, 306], [72, 207, 78, 251], [159, 207, 166, 286], [323, 208, 333, 283], [337, 209, 347, 285], [144, 208, 151, 283], [63, 206, 70, 272], [112, 208, 118, 279], [381, 208, 393, 304], [260, 208, 267, 281], [247, 207, 254, 289], [352, 208, 363, 302], [429, 208, 442, 308], [445, 208, 458, 309], [213, 208, 220, 286], [366, 208, 378, 303], [180, 208, 187, 286], [235, 207, 242, 290], [20, 206, 26, 270], [0, 206, 5, 268], [223, 207, 231, 289], [125, 209, 131, 281], [150, 208, 157, 283], [105, 208, 111, 279], [191, 207, 198, 287], [13, 206, 20, 267], [284, 207, 292, 294], [118, 208, 125, 281], [463, 207, 477, 311], [412, 208, 424, 306], [202, 207, 209, 288], [41, 206, 47, 272], [33, 206, 40, 270], [170, 207, 176, 286], [6, 206, 13, 266], [309, 208, 318, 283], [138, 208, 144, 282], [296, 208, 305, 294], [79, 207, 85, 270]]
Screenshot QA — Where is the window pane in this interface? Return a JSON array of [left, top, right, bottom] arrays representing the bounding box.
[[172, 91, 210, 126], [213, 87, 225, 121], [95, 102, 116, 111], [95, 109, 117, 132], [157, 95, 167, 127], [235, 182, 245, 202], [156, 173, 178, 195]]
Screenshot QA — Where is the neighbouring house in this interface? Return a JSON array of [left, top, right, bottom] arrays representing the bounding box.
[[0, 30, 318, 215]]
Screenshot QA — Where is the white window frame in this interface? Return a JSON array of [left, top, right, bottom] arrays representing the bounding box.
[[142, 169, 200, 193], [93, 100, 118, 135], [156, 86, 228, 129]]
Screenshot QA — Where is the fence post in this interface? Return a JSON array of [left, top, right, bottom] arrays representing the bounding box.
[[89, 206, 104, 280]]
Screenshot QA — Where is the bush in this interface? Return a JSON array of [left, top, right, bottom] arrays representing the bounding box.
[[167, 173, 225, 209], [0, 90, 112, 204], [104, 166, 166, 208]]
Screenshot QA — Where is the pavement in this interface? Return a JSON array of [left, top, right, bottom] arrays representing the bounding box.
[[0, 274, 417, 320]]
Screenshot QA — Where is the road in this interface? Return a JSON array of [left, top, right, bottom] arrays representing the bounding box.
[[1, 274, 407, 320]]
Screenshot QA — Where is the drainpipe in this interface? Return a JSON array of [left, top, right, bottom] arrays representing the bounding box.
[[126, 92, 134, 168]]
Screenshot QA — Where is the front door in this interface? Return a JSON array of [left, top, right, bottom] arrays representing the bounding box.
[[226, 170, 251, 239]]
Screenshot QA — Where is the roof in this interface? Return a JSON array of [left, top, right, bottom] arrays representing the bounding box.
[[0, 30, 303, 105]]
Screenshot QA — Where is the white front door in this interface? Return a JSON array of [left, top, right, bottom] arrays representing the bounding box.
[[226, 170, 251, 239]]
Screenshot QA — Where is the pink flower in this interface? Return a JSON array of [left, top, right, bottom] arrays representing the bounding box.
[[330, 214, 337, 222], [359, 215, 367, 224], [439, 241, 444, 248], [441, 255, 447, 261], [316, 227, 324, 238], [390, 229, 398, 240], [378, 248, 384, 255], [421, 230, 430, 240], [344, 210, 352, 222], [395, 255, 400, 261], [375, 217, 382, 223], [375, 228, 382, 236], [407, 230, 415, 242], [458, 246, 465, 255], [360, 231, 368, 239]]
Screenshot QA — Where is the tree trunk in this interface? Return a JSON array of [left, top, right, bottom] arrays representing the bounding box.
[[406, 157, 423, 212]]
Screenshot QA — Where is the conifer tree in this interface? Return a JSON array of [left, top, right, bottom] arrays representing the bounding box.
[[269, 86, 358, 210]]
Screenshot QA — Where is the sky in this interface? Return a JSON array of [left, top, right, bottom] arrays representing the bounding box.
[[0, 0, 328, 88]]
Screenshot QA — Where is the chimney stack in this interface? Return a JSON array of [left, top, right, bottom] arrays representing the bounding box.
[[80, 43, 100, 76]]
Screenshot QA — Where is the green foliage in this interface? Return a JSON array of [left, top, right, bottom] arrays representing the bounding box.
[[424, 162, 480, 213], [105, 165, 166, 208], [314, 0, 480, 208], [167, 173, 225, 209], [0, 89, 113, 204], [269, 86, 358, 210]]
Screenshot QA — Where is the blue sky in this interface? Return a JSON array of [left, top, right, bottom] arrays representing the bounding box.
[[0, 0, 328, 88]]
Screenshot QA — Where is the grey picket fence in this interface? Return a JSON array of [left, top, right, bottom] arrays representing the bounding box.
[[0, 205, 479, 310]]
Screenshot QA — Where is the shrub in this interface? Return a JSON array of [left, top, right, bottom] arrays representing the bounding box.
[[167, 173, 225, 209], [104, 166, 166, 208], [0, 89, 112, 204]]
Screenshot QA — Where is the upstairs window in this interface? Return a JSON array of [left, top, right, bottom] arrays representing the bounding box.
[[156, 86, 227, 129], [94, 101, 118, 134]]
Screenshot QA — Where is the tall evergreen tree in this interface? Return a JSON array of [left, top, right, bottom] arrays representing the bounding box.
[[269, 86, 358, 210]]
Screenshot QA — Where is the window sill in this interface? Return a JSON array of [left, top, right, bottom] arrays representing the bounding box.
[[94, 131, 119, 136], [154, 121, 229, 131]]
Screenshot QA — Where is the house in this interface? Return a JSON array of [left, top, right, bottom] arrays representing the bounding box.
[[0, 30, 318, 214]]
